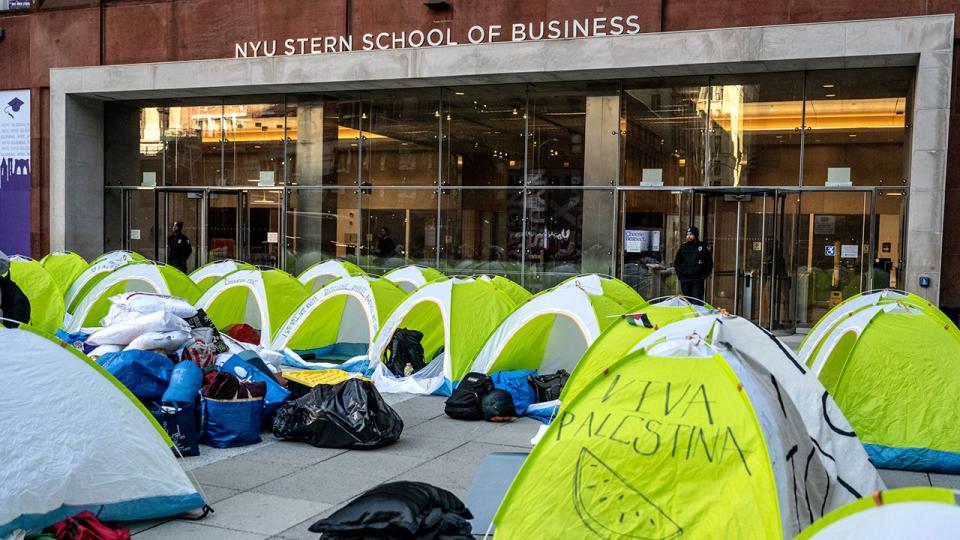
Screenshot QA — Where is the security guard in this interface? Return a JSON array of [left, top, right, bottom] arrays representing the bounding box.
[[673, 226, 713, 302]]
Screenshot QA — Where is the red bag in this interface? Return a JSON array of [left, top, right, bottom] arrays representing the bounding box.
[[47, 511, 131, 540]]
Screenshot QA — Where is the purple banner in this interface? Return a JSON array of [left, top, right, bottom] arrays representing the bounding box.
[[0, 89, 31, 257]]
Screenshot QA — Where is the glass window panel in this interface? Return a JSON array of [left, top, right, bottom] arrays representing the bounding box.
[[439, 188, 523, 281], [126, 190, 157, 261], [441, 86, 527, 187], [619, 189, 689, 298], [162, 103, 224, 186], [223, 101, 286, 187], [802, 68, 911, 187], [103, 189, 124, 252], [524, 188, 614, 291], [527, 84, 588, 187], [621, 78, 709, 186], [244, 189, 283, 267], [105, 104, 160, 187], [285, 187, 361, 275], [796, 191, 871, 326], [359, 187, 438, 274], [162, 191, 202, 271], [708, 73, 804, 187]]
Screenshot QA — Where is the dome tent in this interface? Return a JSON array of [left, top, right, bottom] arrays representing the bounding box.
[[188, 259, 255, 293], [382, 264, 445, 293], [798, 289, 945, 362], [494, 321, 884, 539], [65, 262, 200, 331], [800, 297, 960, 472], [0, 326, 204, 536], [367, 278, 517, 395], [467, 281, 627, 376], [297, 259, 367, 292], [554, 274, 644, 310], [39, 251, 87, 296], [64, 250, 148, 313], [560, 296, 713, 401], [796, 487, 960, 539], [7, 256, 66, 334], [476, 274, 531, 306], [272, 276, 408, 367], [195, 268, 309, 347]]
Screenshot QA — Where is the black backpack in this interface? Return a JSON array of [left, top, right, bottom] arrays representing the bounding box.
[[444, 372, 495, 420], [528, 369, 570, 402], [383, 328, 425, 377]]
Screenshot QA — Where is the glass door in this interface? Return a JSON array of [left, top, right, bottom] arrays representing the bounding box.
[[126, 189, 158, 260], [207, 191, 241, 262], [244, 188, 283, 267], [618, 189, 690, 299], [695, 189, 796, 331], [160, 190, 202, 273], [795, 191, 872, 327]]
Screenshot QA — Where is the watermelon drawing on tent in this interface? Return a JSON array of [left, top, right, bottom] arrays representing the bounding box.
[[573, 447, 683, 539]]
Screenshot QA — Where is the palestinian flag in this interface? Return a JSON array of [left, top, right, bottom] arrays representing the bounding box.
[[624, 312, 653, 328]]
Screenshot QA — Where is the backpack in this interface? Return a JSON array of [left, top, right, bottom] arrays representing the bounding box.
[[528, 369, 570, 402], [383, 328, 425, 377], [445, 372, 495, 420]]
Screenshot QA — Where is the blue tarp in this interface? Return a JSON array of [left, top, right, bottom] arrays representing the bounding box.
[[97, 350, 173, 402]]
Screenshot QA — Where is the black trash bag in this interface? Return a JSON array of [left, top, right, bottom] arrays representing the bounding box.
[[272, 378, 403, 449], [383, 328, 425, 377], [308, 481, 473, 540]]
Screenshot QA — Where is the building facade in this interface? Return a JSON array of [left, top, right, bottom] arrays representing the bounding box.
[[1, 1, 957, 331]]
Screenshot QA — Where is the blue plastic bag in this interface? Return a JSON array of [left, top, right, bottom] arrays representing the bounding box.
[[162, 361, 203, 404], [200, 396, 262, 448], [490, 370, 537, 415], [220, 355, 290, 417], [97, 350, 173, 402]]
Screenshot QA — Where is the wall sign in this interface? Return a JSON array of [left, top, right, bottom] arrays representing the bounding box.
[[624, 229, 647, 253], [235, 15, 642, 58], [0, 89, 31, 256], [813, 215, 835, 235], [841, 244, 858, 259]]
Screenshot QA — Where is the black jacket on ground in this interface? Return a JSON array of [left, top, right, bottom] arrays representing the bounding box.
[[674, 240, 713, 281], [0, 274, 30, 328]]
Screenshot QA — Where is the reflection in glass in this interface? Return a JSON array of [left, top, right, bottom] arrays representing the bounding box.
[[285, 188, 361, 275], [104, 189, 124, 252], [527, 86, 587, 187], [359, 188, 438, 273], [162, 104, 224, 186], [621, 79, 708, 186], [441, 86, 526, 186], [708, 73, 804, 187], [223, 102, 286, 187], [126, 190, 157, 261], [162, 191, 202, 271], [244, 190, 282, 267], [439, 189, 522, 280], [802, 69, 911, 187], [620, 190, 688, 298], [206, 192, 239, 261], [358, 90, 441, 187]]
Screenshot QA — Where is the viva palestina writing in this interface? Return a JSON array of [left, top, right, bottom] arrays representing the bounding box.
[[555, 375, 754, 476], [236, 15, 641, 58]]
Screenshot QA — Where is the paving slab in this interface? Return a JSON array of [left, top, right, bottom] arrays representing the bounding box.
[[201, 484, 243, 504], [275, 509, 335, 540], [404, 415, 501, 444], [391, 442, 529, 493], [132, 520, 264, 539], [474, 417, 540, 448], [241, 440, 347, 467], [189, 492, 330, 536], [878, 468, 932, 488], [374, 433, 465, 459], [253, 450, 426, 504], [191, 453, 306, 491]]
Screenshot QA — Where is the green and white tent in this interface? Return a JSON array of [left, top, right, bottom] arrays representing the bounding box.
[[272, 276, 407, 367], [382, 264, 445, 293], [555, 274, 644, 310], [560, 296, 713, 401], [64, 251, 148, 313], [188, 259, 255, 293], [367, 278, 517, 394], [195, 268, 309, 347], [297, 259, 367, 292], [799, 296, 960, 472], [66, 262, 200, 331], [0, 326, 204, 536], [467, 282, 626, 375], [7, 256, 66, 334], [494, 317, 883, 539], [477, 274, 531, 306], [798, 289, 945, 362], [39, 251, 87, 296], [797, 487, 960, 539]]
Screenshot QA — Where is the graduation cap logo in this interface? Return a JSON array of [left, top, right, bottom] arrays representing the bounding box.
[[4, 97, 24, 118]]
